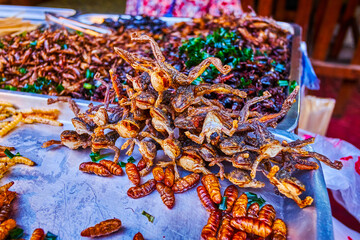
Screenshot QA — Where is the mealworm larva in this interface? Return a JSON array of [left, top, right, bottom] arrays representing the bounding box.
[[0, 218, 16, 240], [0, 102, 13, 107], [99, 160, 123, 176], [24, 115, 62, 126], [30, 228, 45, 240], [0, 114, 10, 121], [0, 122, 10, 128], [0, 156, 35, 166], [3, 107, 15, 115], [81, 218, 122, 238], [0, 114, 22, 137]]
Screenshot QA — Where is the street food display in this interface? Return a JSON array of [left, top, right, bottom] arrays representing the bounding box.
[[0, 9, 339, 240]]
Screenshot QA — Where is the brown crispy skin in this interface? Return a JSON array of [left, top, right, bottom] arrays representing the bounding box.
[[217, 214, 235, 240], [230, 217, 272, 238], [152, 166, 165, 181], [201, 174, 221, 204], [223, 185, 238, 213], [201, 210, 221, 240], [133, 232, 145, 240], [197, 186, 217, 212], [127, 179, 157, 199], [246, 203, 260, 218], [231, 231, 247, 240], [258, 204, 276, 226], [232, 193, 248, 218], [172, 173, 200, 193], [137, 158, 147, 172], [126, 163, 141, 185], [81, 218, 122, 238], [0, 218, 16, 240], [164, 166, 175, 187], [272, 218, 287, 240], [30, 228, 45, 240], [79, 162, 111, 177], [0, 204, 11, 223], [99, 160, 123, 176], [156, 182, 175, 209]]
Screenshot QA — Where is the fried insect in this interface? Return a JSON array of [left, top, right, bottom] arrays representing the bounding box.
[[0, 182, 13, 194], [30, 228, 45, 240], [272, 219, 287, 240], [99, 160, 123, 176], [127, 179, 157, 199], [230, 217, 272, 238], [156, 182, 175, 209], [201, 174, 222, 204], [201, 210, 222, 240], [126, 162, 141, 185], [80, 218, 122, 238], [258, 204, 276, 227], [152, 166, 165, 181], [133, 232, 145, 240], [0, 205, 11, 223], [137, 158, 147, 172], [164, 165, 175, 187], [172, 173, 200, 193], [231, 231, 247, 240], [79, 162, 111, 177], [232, 193, 248, 218], [223, 185, 238, 213], [217, 214, 235, 240], [0, 156, 35, 166], [0, 114, 22, 137], [0, 218, 16, 240], [197, 186, 217, 212], [247, 203, 260, 218]]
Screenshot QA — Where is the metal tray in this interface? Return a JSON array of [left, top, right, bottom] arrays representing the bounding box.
[[0, 5, 76, 24], [0, 90, 332, 240], [77, 13, 303, 132]]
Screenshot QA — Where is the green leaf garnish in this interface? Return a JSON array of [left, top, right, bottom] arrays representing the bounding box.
[[90, 151, 111, 162], [245, 192, 266, 208], [83, 83, 94, 90], [9, 227, 24, 239], [0, 41, 4, 49], [4, 149, 15, 159], [127, 156, 135, 163], [56, 84, 64, 93], [238, 77, 251, 88], [61, 44, 68, 50], [4, 85, 17, 91], [219, 196, 228, 210], [45, 231, 58, 240], [118, 161, 126, 167], [278, 80, 289, 87], [29, 40, 37, 47], [85, 69, 94, 79], [289, 80, 298, 93], [142, 210, 154, 223], [19, 31, 27, 37], [76, 31, 84, 36], [19, 68, 27, 74]]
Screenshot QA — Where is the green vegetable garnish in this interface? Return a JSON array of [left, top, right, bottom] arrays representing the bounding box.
[[219, 196, 228, 210], [76, 31, 84, 36], [21, 77, 59, 94], [245, 192, 266, 208], [19, 31, 27, 37], [239, 77, 252, 88], [83, 83, 94, 90], [45, 231, 58, 240], [0, 41, 4, 49], [19, 68, 27, 74], [61, 44, 68, 50], [90, 151, 111, 162], [278, 80, 288, 87], [4, 149, 15, 159], [29, 40, 37, 47], [56, 84, 64, 93], [127, 156, 135, 163], [9, 227, 24, 239], [4, 85, 17, 91], [142, 210, 155, 223], [85, 69, 94, 79], [289, 80, 298, 93], [118, 161, 126, 167]]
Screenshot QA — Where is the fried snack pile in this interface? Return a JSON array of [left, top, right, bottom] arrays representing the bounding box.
[[0, 17, 39, 37], [43, 34, 342, 209], [0, 101, 62, 137], [198, 178, 287, 240]]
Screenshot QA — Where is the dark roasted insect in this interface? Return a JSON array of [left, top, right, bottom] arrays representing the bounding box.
[[217, 214, 235, 240], [0, 205, 10, 224], [133, 232, 145, 240], [258, 204, 276, 227], [152, 166, 165, 181], [201, 210, 222, 240], [127, 179, 157, 199], [201, 174, 222, 204], [126, 162, 141, 185], [223, 185, 238, 213], [272, 219, 287, 240], [30, 228, 45, 240], [231, 231, 247, 240], [156, 182, 175, 209], [230, 217, 272, 238], [197, 186, 217, 212], [81, 218, 122, 238], [172, 173, 200, 193], [164, 165, 175, 187], [99, 160, 123, 176], [79, 162, 111, 177], [232, 193, 247, 218], [247, 203, 260, 218]]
